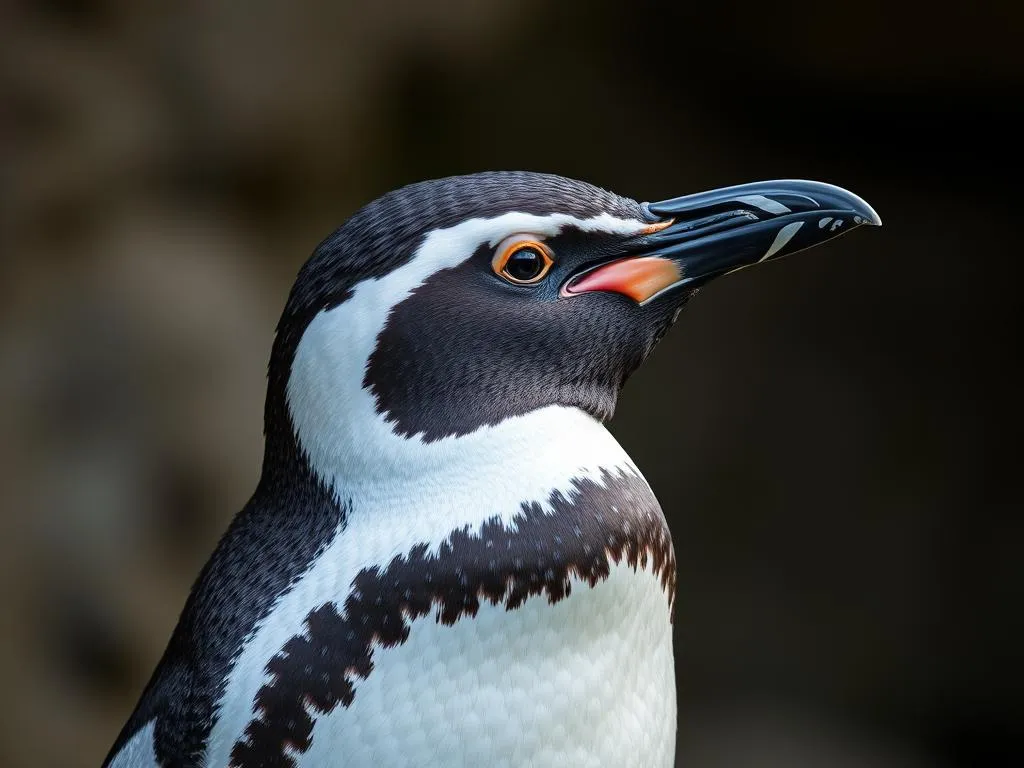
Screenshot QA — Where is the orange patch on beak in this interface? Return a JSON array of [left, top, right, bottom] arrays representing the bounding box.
[[564, 256, 682, 304]]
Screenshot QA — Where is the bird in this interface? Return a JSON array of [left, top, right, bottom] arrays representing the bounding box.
[[104, 171, 879, 768]]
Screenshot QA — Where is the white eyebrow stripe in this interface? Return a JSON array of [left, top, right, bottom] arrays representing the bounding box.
[[481, 211, 651, 248]]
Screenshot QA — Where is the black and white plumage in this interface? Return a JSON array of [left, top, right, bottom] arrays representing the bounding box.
[[104, 171, 879, 768]]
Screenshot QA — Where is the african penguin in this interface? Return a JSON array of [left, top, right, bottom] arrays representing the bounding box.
[[104, 171, 879, 767]]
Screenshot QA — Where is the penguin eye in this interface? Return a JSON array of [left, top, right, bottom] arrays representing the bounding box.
[[492, 236, 554, 285]]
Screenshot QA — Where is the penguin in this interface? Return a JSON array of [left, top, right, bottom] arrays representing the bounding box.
[[104, 171, 880, 767]]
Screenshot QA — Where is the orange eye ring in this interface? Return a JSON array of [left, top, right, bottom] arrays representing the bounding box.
[[491, 235, 555, 285]]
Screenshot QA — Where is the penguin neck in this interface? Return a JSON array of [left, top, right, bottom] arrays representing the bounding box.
[[272, 402, 640, 565], [260, 311, 652, 574], [289, 401, 635, 507], [262, 368, 640, 533], [276, 296, 641, 513]]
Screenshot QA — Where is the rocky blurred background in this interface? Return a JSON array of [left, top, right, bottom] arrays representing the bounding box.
[[2, 1, 1022, 766]]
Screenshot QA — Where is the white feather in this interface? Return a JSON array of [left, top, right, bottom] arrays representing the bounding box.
[[106, 720, 158, 768]]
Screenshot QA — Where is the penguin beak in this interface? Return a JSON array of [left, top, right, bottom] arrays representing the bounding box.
[[562, 180, 882, 305]]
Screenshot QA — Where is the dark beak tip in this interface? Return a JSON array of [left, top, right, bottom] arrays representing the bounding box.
[[861, 205, 883, 228], [829, 183, 882, 228]]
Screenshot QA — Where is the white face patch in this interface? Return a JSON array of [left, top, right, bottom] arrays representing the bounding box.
[[285, 209, 651, 495]]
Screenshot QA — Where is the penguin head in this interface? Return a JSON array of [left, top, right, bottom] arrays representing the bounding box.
[[266, 171, 879, 476]]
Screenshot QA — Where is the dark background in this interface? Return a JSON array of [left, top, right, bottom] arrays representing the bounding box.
[[3, 1, 1021, 766]]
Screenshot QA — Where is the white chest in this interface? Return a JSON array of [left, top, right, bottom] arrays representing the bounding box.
[[298, 559, 676, 768], [203, 475, 675, 764], [200, 408, 676, 768]]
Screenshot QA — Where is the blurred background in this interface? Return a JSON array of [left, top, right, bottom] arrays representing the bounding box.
[[3, 1, 1022, 766]]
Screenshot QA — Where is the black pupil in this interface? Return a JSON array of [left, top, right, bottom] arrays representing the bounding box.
[[505, 247, 544, 281]]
